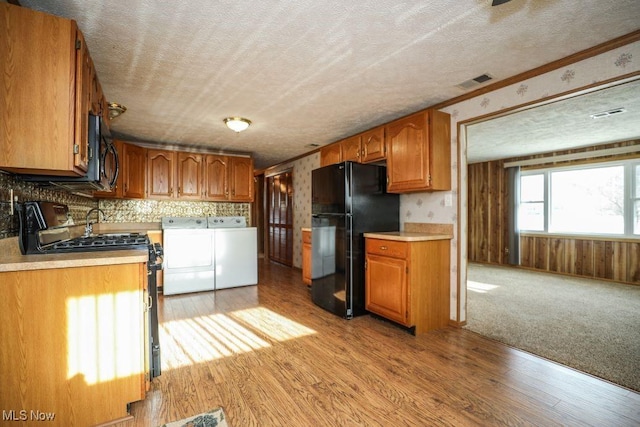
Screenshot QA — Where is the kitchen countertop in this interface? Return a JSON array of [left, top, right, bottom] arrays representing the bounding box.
[[0, 237, 148, 273], [363, 231, 453, 242]]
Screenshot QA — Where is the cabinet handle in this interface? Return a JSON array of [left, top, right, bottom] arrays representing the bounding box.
[[379, 246, 387, 250]]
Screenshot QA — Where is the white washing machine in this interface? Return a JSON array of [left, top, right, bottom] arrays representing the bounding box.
[[208, 216, 257, 289], [162, 217, 215, 295]]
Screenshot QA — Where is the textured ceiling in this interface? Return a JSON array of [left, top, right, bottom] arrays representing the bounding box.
[[467, 78, 640, 163], [17, 0, 640, 169]]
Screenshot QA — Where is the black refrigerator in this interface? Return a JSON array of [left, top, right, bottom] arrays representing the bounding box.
[[311, 161, 399, 318]]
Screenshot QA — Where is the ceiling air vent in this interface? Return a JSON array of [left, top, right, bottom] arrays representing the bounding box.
[[457, 73, 494, 90], [590, 108, 627, 119]]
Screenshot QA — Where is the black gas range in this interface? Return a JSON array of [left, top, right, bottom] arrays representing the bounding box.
[[16, 201, 163, 380], [17, 201, 152, 255]]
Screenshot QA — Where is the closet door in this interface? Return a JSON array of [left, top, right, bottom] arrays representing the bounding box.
[[267, 170, 293, 266]]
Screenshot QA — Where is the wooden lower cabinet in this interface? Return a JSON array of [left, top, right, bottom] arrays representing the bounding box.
[[0, 262, 147, 426], [365, 237, 450, 334], [302, 229, 311, 285]]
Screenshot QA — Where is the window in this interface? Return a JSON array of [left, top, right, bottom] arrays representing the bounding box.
[[518, 160, 639, 237], [519, 174, 545, 231]]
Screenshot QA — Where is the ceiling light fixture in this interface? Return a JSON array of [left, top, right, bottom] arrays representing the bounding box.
[[223, 117, 252, 133], [108, 102, 127, 120]]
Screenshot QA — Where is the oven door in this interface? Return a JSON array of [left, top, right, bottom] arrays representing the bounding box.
[[163, 229, 215, 295]]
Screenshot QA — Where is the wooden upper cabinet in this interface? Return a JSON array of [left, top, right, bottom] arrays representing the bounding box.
[[320, 128, 386, 167], [361, 126, 386, 163], [320, 144, 342, 166], [386, 109, 450, 193], [341, 135, 362, 162], [177, 152, 203, 199], [229, 157, 254, 202], [121, 143, 146, 199], [74, 29, 92, 173], [147, 149, 176, 199], [203, 155, 228, 201], [0, 3, 95, 176]]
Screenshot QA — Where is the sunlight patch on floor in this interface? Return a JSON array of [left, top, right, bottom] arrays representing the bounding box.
[[161, 307, 316, 369], [231, 307, 317, 341], [467, 280, 500, 293]]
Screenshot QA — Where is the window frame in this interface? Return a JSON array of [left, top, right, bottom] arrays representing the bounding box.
[[518, 158, 639, 238]]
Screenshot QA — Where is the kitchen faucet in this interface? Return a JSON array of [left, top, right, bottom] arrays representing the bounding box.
[[85, 207, 107, 236]]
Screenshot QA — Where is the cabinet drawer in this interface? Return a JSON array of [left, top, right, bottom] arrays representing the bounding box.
[[366, 239, 407, 259], [302, 230, 311, 244]]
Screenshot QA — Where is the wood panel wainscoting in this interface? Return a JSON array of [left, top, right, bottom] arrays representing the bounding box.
[[520, 235, 640, 283], [119, 259, 640, 426], [468, 139, 640, 285]]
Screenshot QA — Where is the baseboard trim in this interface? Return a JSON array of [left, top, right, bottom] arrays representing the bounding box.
[[449, 319, 467, 328]]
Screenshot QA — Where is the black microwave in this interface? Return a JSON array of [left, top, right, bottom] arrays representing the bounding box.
[[20, 114, 119, 192]]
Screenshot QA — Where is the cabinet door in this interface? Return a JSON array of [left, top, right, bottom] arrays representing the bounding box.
[[0, 4, 87, 175], [147, 149, 176, 199], [365, 253, 410, 325], [74, 29, 92, 173], [203, 155, 228, 201], [177, 152, 203, 199], [341, 136, 362, 162], [320, 144, 342, 166], [385, 111, 429, 193], [361, 127, 385, 163], [302, 230, 311, 285], [229, 157, 254, 202], [122, 143, 146, 199]]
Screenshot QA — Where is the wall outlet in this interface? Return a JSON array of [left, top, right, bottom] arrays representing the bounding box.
[[444, 193, 453, 207]]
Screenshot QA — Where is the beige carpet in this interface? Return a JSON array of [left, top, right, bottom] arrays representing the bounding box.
[[160, 407, 228, 427], [464, 263, 640, 392]]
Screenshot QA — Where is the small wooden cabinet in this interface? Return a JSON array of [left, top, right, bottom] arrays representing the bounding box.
[[365, 236, 450, 334], [177, 152, 203, 199], [341, 135, 362, 162], [121, 142, 147, 199], [0, 3, 98, 176], [228, 156, 254, 202], [360, 126, 386, 163], [147, 149, 176, 199], [319, 126, 386, 167], [385, 109, 451, 193], [302, 229, 312, 285], [320, 143, 343, 166], [203, 154, 229, 200]]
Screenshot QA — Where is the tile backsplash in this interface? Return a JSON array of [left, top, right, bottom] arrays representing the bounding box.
[[0, 172, 250, 240], [98, 199, 250, 224]]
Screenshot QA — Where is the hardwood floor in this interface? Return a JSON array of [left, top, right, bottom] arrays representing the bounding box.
[[121, 260, 640, 426]]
